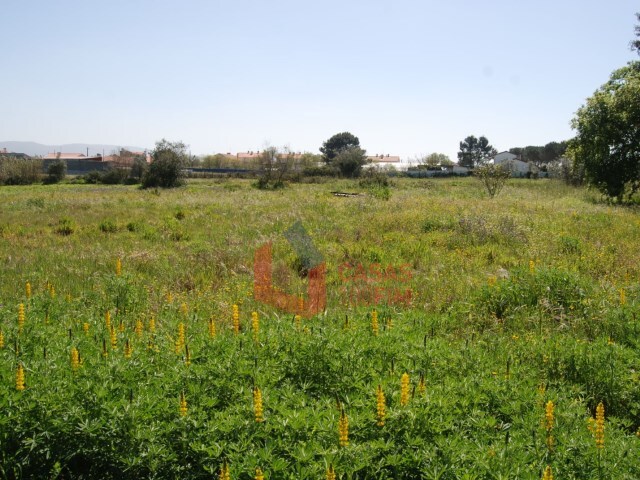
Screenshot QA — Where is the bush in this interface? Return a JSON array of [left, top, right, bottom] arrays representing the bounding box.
[[0, 157, 42, 185], [141, 139, 188, 189], [46, 160, 67, 184], [474, 164, 511, 198]]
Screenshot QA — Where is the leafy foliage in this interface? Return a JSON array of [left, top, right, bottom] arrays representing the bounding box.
[[142, 139, 188, 189], [475, 164, 511, 198], [320, 132, 361, 164], [457, 135, 497, 168], [569, 62, 640, 202], [0, 157, 42, 185]]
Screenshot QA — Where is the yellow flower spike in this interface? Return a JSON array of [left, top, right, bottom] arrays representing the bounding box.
[[65, 294, 72, 303], [376, 384, 386, 427], [25, 281, 31, 299], [619, 288, 626, 306], [488, 275, 497, 287], [166, 292, 173, 304], [326, 464, 336, 480], [218, 461, 230, 480], [124, 340, 132, 359], [595, 401, 605, 449], [148, 316, 156, 333], [49, 285, 55, 298], [135, 319, 143, 336], [105, 310, 111, 329], [16, 364, 26, 391], [83, 322, 89, 334], [255, 467, 264, 480], [179, 391, 187, 417], [71, 347, 80, 371], [18, 303, 25, 333], [542, 465, 553, 480], [386, 315, 393, 330], [529, 259, 535, 273], [110, 325, 117, 349], [253, 387, 264, 422], [180, 302, 188, 317], [175, 323, 185, 354], [400, 373, 410, 406], [544, 401, 554, 432], [371, 310, 379, 336], [294, 315, 301, 330], [338, 408, 349, 447], [0, 330, 4, 349], [115, 257, 122, 276], [417, 373, 426, 395], [232, 304, 240, 334], [208, 317, 216, 338], [252, 311, 259, 342]]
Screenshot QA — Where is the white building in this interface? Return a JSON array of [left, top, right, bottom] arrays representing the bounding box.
[[493, 151, 535, 177]]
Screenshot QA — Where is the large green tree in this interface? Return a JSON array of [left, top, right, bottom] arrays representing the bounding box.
[[457, 135, 496, 168], [142, 139, 188, 189], [320, 132, 361, 163], [569, 61, 640, 202]]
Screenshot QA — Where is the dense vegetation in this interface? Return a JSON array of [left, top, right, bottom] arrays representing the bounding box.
[[1, 178, 639, 479]]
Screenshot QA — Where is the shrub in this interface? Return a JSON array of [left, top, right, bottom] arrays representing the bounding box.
[[141, 139, 188, 189], [475, 164, 511, 198], [0, 157, 42, 185], [45, 159, 67, 184]]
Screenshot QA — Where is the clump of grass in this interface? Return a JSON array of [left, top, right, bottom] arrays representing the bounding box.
[[55, 217, 75, 236], [99, 219, 118, 233]]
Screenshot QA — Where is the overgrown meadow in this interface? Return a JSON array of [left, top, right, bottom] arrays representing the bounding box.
[[1, 178, 639, 479]]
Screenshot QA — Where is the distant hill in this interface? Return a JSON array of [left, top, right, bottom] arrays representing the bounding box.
[[0, 141, 148, 157]]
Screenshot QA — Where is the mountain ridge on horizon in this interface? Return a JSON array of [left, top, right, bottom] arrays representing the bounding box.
[[0, 141, 149, 157]]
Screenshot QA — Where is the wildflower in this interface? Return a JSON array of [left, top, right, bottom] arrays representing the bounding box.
[[124, 339, 132, 359], [253, 387, 264, 422], [148, 316, 156, 333], [545, 401, 554, 432], [65, 294, 72, 303], [233, 304, 240, 334], [542, 465, 553, 480], [595, 401, 605, 449], [166, 291, 173, 304], [135, 319, 143, 336], [18, 303, 25, 333], [179, 391, 187, 417], [25, 281, 31, 299], [110, 325, 117, 349], [326, 464, 336, 480], [16, 364, 25, 391], [294, 315, 301, 330], [298, 295, 304, 314], [376, 384, 386, 426], [386, 315, 393, 330], [83, 322, 89, 334], [105, 310, 111, 329], [175, 322, 185, 353], [371, 310, 379, 336], [529, 259, 535, 273], [338, 408, 349, 446], [417, 373, 426, 395], [180, 302, 188, 317], [219, 461, 230, 480], [115, 257, 122, 276], [400, 373, 410, 406], [208, 317, 216, 338], [71, 347, 80, 371], [619, 288, 626, 306], [49, 285, 55, 298], [488, 275, 497, 287], [255, 467, 264, 480], [252, 311, 259, 342], [0, 330, 4, 348], [118, 320, 125, 333]]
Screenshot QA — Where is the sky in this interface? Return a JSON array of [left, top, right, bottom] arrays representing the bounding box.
[[1, 0, 638, 163]]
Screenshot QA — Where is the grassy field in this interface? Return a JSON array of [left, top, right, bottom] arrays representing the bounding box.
[[1, 177, 639, 479]]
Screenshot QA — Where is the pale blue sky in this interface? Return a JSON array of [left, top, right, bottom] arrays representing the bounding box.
[[1, 0, 637, 162]]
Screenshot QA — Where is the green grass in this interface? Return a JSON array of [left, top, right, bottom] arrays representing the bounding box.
[[0, 178, 639, 478]]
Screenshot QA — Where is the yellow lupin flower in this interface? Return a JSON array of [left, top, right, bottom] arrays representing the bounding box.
[[83, 322, 89, 334], [135, 319, 143, 336], [18, 303, 25, 333], [326, 464, 336, 480], [166, 291, 173, 304], [619, 288, 626, 306], [16, 364, 25, 391], [179, 391, 187, 417], [529, 259, 536, 273], [148, 316, 156, 333], [400, 373, 410, 406], [417, 373, 426, 395], [71, 347, 80, 371], [232, 304, 240, 334], [124, 339, 132, 359], [595, 401, 605, 449], [180, 302, 188, 317], [49, 285, 55, 298], [105, 310, 111, 329], [338, 408, 349, 447], [0, 330, 4, 349], [115, 257, 122, 276], [488, 275, 497, 287], [376, 384, 386, 427], [255, 467, 264, 480], [25, 281, 31, 299], [175, 322, 185, 354], [110, 325, 117, 349], [253, 387, 264, 422], [294, 314, 301, 330], [542, 465, 553, 480], [208, 317, 216, 338], [252, 311, 259, 342], [218, 461, 230, 480], [545, 400, 554, 432], [371, 310, 379, 336]]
